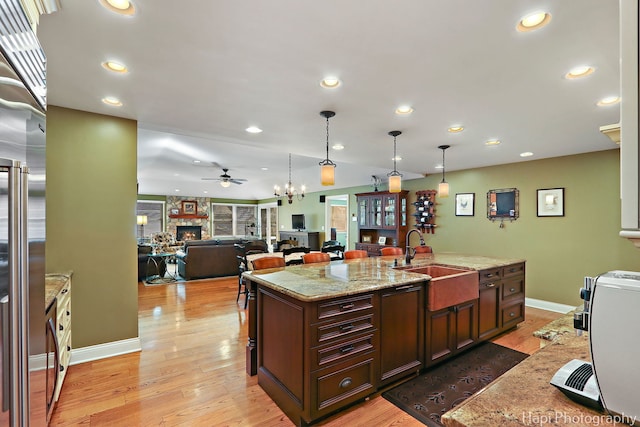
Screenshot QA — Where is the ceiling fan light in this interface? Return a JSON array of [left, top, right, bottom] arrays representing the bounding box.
[[321, 164, 335, 186], [220, 180, 231, 188]]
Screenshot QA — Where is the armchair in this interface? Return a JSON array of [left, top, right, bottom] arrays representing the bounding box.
[[151, 232, 183, 255]]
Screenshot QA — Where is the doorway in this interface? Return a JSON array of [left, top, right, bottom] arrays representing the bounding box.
[[257, 202, 278, 251], [324, 195, 349, 247]]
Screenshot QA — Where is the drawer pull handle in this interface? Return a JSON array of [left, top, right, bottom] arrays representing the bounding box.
[[509, 268, 517, 273], [340, 303, 355, 311], [485, 273, 494, 278], [340, 345, 355, 354], [510, 288, 516, 293], [485, 283, 496, 288], [61, 288, 68, 294], [339, 323, 354, 332], [395, 285, 413, 291], [59, 324, 63, 331], [60, 365, 65, 372], [339, 377, 352, 389], [510, 312, 515, 317]]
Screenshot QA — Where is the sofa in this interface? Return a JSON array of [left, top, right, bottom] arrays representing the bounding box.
[[138, 245, 167, 281], [176, 239, 266, 280]]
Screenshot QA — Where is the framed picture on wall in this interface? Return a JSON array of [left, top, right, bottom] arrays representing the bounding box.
[[378, 236, 387, 245], [182, 200, 197, 215], [455, 193, 475, 216], [537, 188, 564, 217]]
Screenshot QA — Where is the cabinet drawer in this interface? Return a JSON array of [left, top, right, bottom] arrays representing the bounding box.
[[312, 354, 376, 416], [478, 268, 501, 283], [502, 262, 525, 278], [312, 314, 375, 346], [502, 277, 524, 301], [315, 294, 374, 323], [312, 333, 376, 370], [502, 301, 524, 329]]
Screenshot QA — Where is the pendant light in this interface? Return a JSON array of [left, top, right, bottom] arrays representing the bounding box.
[[387, 131, 403, 193], [274, 153, 305, 204], [438, 145, 450, 197], [319, 110, 336, 186]]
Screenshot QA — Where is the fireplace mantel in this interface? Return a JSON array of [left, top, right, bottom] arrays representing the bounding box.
[[169, 214, 208, 219]]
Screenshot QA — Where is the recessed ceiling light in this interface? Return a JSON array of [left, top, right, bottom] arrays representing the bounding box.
[[447, 126, 464, 133], [99, 0, 135, 15], [261, 167, 268, 171], [434, 164, 444, 170], [193, 160, 201, 164], [203, 190, 208, 194], [566, 66, 594, 79], [320, 77, 340, 88], [102, 96, 122, 107], [395, 106, 414, 115], [102, 60, 128, 74], [174, 189, 180, 192], [520, 152, 534, 157], [246, 126, 262, 133], [332, 143, 344, 150], [392, 156, 402, 161], [597, 96, 621, 106], [485, 139, 501, 146], [517, 12, 551, 32]]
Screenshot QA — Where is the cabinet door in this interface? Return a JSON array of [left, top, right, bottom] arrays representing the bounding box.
[[383, 196, 396, 228], [425, 308, 454, 366], [358, 197, 369, 227], [478, 281, 500, 340], [370, 196, 382, 227], [379, 283, 424, 385], [454, 300, 478, 352]]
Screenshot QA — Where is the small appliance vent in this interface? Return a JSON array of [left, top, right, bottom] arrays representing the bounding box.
[[565, 362, 593, 391]]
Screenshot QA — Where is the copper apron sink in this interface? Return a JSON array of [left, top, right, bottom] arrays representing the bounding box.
[[404, 265, 479, 311]]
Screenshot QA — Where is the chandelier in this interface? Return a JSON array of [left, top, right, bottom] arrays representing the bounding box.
[[274, 153, 305, 204]]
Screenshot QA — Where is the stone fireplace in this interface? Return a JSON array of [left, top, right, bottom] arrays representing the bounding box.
[[177, 226, 202, 241]]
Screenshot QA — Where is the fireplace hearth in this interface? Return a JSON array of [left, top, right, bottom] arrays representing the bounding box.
[[176, 226, 202, 241]]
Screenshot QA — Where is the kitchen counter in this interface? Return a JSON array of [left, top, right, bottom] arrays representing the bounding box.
[[244, 252, 524, 302], [441, 311, 619, 427], [45, 272, 73, 310]]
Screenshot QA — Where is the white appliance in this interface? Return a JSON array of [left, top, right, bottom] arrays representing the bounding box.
[[551, 271, 640, 426]]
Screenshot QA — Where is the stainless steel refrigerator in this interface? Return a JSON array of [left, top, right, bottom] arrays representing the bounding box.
[[0, 1, 47, 425]]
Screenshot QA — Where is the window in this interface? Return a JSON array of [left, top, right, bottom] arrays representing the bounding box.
[[136, 201, 164, 241], [211, 203, 257, 237]]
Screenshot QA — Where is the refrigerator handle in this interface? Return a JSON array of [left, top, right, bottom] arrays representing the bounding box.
[[1, 295, 8, 412], [18, 165, 29, 425]]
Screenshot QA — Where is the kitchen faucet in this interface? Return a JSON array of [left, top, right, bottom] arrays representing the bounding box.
[[405, 228, 425, 265]]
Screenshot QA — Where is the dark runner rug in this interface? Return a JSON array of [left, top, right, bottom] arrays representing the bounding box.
[[382, 342, 528, 426]]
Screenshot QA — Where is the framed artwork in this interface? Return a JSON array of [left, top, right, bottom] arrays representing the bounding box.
[[362, 235, 372, 243], [455, 193, 475, 216], [537, 188, 564, 217], [170, 208, 179, 215], [378, 236, 387, 245], [181, 200, 197, 215]]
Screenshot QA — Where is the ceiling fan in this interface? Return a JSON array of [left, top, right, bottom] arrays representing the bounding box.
[[201, 165, 247, 187]]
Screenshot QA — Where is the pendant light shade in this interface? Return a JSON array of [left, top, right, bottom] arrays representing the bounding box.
[[387, 130, 403, 193], [319, 110, 336, 186], [438, 145, 450, 198]]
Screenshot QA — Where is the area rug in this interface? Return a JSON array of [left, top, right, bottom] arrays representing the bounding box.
[[382, 342, 528, 426]]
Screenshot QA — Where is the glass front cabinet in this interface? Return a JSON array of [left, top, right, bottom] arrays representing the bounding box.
[[355, 190, 409, 256]]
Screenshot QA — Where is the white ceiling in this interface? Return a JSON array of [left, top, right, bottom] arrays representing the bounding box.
[[38, 0, 620, 200]]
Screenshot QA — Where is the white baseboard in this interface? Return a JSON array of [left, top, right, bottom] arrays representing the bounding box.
[[525, 297, 576, 314], [69, 337, 142, 365]]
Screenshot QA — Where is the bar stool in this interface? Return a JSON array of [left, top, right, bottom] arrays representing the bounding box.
[[414, 245, 433, 254], [344, 250, 368, 259], [302, 252, 331, 264], [252, 256, 286, 270], [380, 247, 403, 256]]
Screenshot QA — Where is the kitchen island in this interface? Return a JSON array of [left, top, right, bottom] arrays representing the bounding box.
[[243, 253, 525, 426]]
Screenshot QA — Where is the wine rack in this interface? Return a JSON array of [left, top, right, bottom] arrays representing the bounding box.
[[413, 190, 437, 233]]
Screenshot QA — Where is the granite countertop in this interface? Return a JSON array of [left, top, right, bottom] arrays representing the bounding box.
[[45, 272, 73, 310], [243, 253, 524, 302], [441, 311, 617, 427]]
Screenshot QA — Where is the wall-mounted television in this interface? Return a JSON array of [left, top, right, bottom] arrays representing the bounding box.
[[292, 214, 305, 231]]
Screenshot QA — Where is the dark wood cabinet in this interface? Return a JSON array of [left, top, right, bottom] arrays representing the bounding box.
[[425, 299, 478, 367], [355, 191, 408, 256], [478, 267, 501, 340], [378, 282, 424, 386]]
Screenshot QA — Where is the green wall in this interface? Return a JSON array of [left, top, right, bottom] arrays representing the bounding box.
[[46, 106, 139, 348], [276, 149, 640, 307]]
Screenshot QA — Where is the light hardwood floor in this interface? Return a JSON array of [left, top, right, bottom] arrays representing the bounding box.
[[49, 276, 563, 426]]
